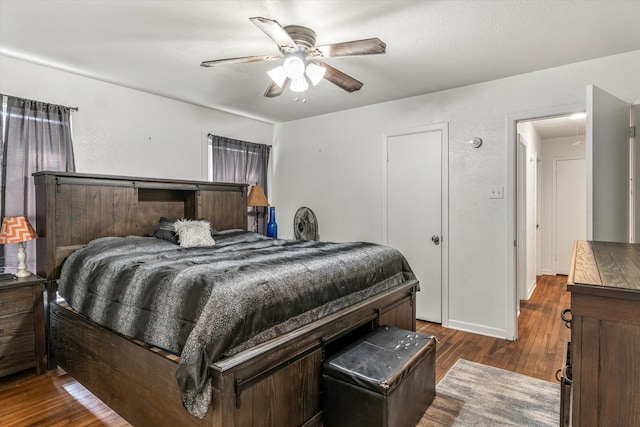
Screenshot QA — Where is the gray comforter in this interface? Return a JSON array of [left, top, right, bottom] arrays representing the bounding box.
[[58, 230, 415, 417]]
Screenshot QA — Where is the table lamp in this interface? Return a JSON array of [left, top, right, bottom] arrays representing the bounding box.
[[0, 216, 38, 277], [246, 184, 270, 233]]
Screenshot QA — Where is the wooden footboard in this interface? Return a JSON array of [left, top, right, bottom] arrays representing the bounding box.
[[50, 280, 417, 427], [50, 301, 214, 426]]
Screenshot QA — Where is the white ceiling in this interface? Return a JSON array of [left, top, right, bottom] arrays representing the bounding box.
[[1, 0, 640, 124], [529, 115, 585, 139]]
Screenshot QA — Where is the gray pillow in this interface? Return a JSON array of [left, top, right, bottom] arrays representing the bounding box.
[[153, 217, 179, 243]]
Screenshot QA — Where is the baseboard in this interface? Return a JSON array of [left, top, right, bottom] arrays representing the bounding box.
[[447, 319, 508, 340], [527, 280, 537, 300]]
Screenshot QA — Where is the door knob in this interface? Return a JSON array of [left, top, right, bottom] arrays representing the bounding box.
[[431, 235, 440, 245]]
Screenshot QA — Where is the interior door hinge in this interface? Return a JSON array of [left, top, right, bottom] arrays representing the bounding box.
[[386, 151, 389, 163], [631, 125, 636, 139]]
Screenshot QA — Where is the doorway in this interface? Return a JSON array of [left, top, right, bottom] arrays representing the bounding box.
[[515, 114, 586, 308], [508, 87, 636, 340], [508, 110, 586, 340]]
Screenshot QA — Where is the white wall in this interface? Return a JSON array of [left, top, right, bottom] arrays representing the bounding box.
[[538, 135, 586, 275], [272, 50, 640, 339], [0, 55, 273, 181]]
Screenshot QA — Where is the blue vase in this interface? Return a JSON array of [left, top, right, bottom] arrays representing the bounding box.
[[267, 206, 278, 238]]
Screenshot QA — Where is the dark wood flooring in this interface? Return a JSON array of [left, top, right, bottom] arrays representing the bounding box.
[[417, 274, 571, 384], [0, 275, 570, 426]]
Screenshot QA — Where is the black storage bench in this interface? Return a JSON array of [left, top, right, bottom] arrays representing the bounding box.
[[322, 325, 436, 427]]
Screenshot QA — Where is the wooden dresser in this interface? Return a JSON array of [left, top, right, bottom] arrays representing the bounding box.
[[567, 241, 640, 426], [0, 275, 46, 377]]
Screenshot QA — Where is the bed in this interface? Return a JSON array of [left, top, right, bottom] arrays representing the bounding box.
[[34, 171, 419, 427]]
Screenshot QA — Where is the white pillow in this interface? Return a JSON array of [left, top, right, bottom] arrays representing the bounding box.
[[173, 219, 216, 248]]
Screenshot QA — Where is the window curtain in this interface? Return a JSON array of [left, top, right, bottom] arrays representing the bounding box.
[[0, 96, 76, 272], [209, 135, 270, 234]]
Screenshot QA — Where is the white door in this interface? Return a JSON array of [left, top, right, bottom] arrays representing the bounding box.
[[386, 128, 443, 322], [554, 158, 586, 275], [516, 138, 527, 301], [517, 135, 537, 301], [632, 105, 640, 242], [587, 85, 631, 242]]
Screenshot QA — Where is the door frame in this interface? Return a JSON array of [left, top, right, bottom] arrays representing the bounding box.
[[381, 122, 449, 326], [506, 103, 584, 340]]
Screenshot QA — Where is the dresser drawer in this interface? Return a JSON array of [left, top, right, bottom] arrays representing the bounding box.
[[0, 332, 36, 377], [0, 312, 35, 340], [0, 286, 34, 316], [0, 277, 45, 377]]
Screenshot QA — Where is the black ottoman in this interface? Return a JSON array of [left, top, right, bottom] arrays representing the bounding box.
[[322, 325, 436, 427]]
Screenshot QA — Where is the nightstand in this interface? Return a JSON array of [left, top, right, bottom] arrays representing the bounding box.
[[0, 274, 46, 377]]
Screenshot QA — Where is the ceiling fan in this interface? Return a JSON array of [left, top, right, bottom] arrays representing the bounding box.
[[200, 17, 386, 97]]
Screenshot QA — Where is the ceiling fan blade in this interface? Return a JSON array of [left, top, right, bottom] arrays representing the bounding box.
[[308, 38, 386, 58], [200, 55, 280, 67], [264, 79, 288, 98], [249, 17, 297, 53], [318, 62, 363, 92]]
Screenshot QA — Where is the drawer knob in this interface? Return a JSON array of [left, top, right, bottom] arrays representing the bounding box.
[[0, 301, 3, 307], [0, 328, 4, 334]]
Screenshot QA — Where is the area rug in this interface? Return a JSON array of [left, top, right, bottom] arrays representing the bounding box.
[[419, 359, 560, 426]]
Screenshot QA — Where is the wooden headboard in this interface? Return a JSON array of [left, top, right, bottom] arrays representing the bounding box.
[[34, 171, 247, 290]]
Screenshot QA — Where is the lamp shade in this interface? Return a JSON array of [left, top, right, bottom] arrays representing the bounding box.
[[289, 77, 309, 93], [0, 216, 38, 244], [247, 184, 270, 207], [267, 65, 287, 88], [305, 62, 326, 86], [283, 55, 306, 80]]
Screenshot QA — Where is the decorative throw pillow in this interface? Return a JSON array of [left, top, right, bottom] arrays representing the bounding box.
[[153, 217, 179, 243], [174, 219, 216, 248], [197, 218, 217, 236]]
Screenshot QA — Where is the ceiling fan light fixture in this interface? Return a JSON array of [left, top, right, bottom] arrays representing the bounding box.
[[267, 65, 287, 88], [290, 76, 309, 93], [305, 62, 326, 86], [201, 17, 386, 99], [283, 55, 306, 79]]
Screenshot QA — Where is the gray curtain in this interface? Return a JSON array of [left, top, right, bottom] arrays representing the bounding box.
[[0, 96, 76, 272], [209, 135, 270, 234]]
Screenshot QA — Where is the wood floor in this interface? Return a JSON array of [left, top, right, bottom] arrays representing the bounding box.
[[417, 274, 571, 384], [0, 275, 570, 426]]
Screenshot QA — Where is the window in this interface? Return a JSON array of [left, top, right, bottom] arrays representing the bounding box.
[[0, 95, 76, 270], [207, 134, 270, 233]]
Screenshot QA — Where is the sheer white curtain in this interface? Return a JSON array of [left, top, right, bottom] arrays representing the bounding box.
[[209, 135, 270, 234], [0, 96, 76, 272]]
